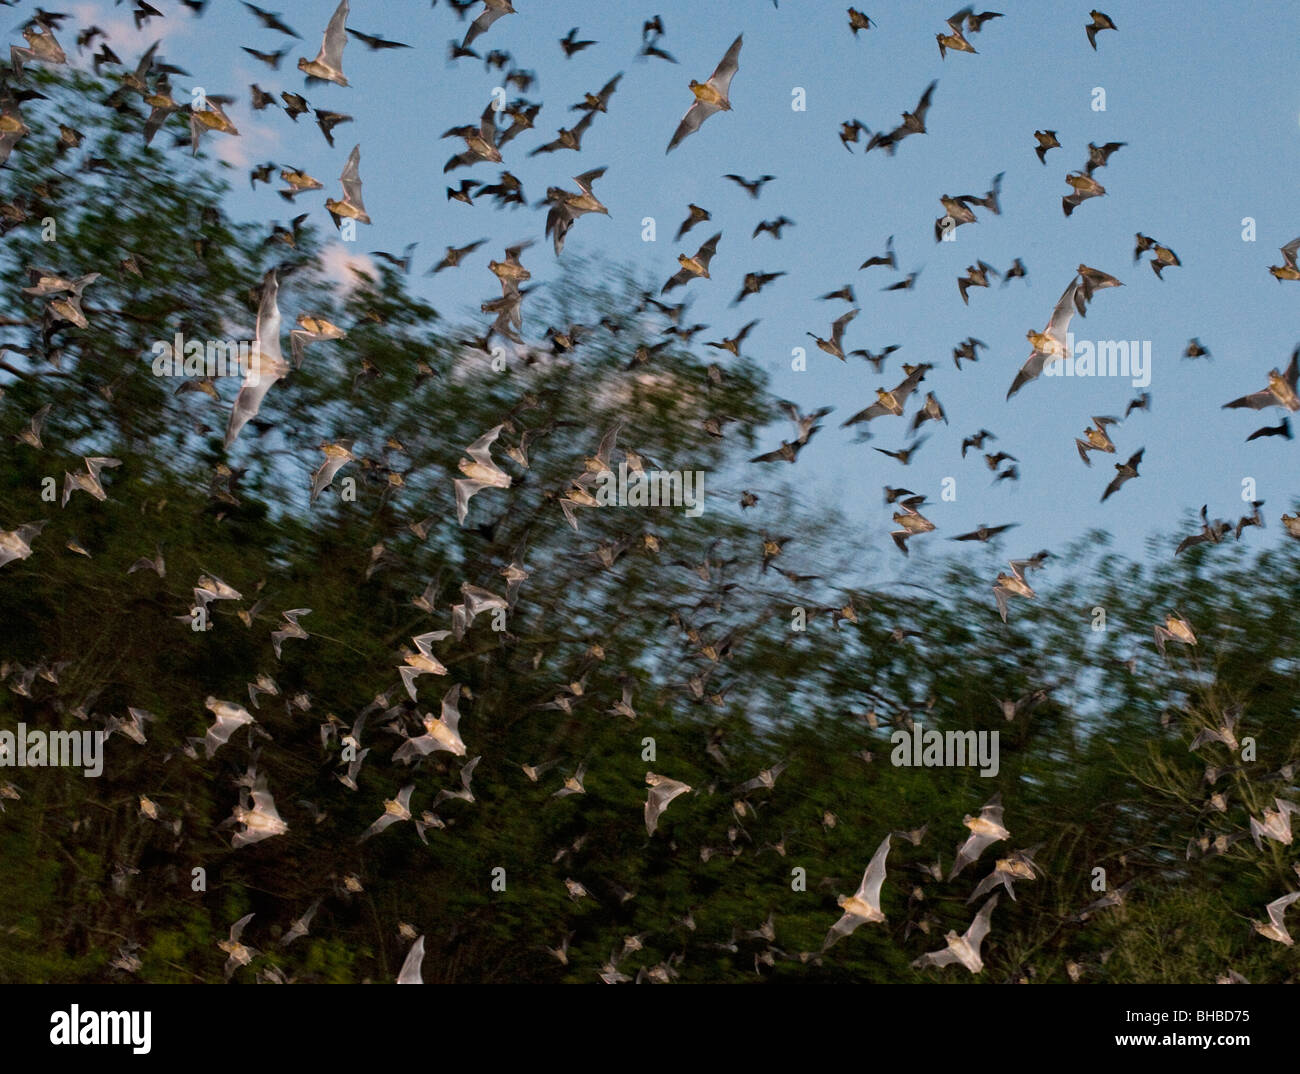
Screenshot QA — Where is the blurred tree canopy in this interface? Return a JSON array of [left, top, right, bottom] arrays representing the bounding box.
[[0, 71, 1297, 985]]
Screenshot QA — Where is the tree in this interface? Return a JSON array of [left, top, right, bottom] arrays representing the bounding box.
[[0, 69, 1296, 986]]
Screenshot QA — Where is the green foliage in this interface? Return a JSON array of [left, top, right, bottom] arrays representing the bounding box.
[[0, 73, 1296, 985]]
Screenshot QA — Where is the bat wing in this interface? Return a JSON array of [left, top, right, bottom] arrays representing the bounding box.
[[914, 81, 937, 121], [574, 167, 606, 195], [14, 521, 47, 546], [464, 6, 507, 49], [893, 369, 926, 406], [230, 912, 255, 943], [1006, 350, 1049, 400], [250, 788, 282, 823], [1284, 347, 1300, 390], [967, 868, 1004, 903], [1223, 389, 1275, 411], [981, 795, 1004, 825], [1047, 280, 1079, 341], [1101, 472, 1126, 501], [439, 684, 464, 736], [396, 935, 425, 983], [597, 73, 622, 104], [393, 735, 434, 764], [319, 0, 350, 69], [595, 422, 622, 467], [966, 893, 999, 950], [360, 812, 399, 841], [947, 7, 974, 33], [993, 586, 1009, 622], [949, 831, 994, 878], [696, 232, 721, 266], [859, 401, 890, 424], [822, 910, 866, 950], [310, 456, 350, 501], [856, 833, 891, 906], [227, 271, 286, 447], [339, 144, 365, 207], [645, 787, 667, 835], [1267, 892, 1300, 931], [412, 631, 452, 658], [662, 266, 692, 292], [710, 36, 743, 98], [667, 100, 716, 152], [464, 424, 504, 467], [912, 946, 959, 969]]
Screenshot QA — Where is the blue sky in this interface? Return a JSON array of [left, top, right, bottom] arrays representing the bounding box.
[[62, 0, 1300, 566]]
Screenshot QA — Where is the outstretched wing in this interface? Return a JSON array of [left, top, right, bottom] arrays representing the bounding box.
[[831, 308, 859, 344], [250, 783, 283, 823], [226, 270, 286, 448], [708, 34, 743, 97], [950, 830, 996, 878], [574, 167, 606, 196], [230, 911, 255, 943], [661, 265, 693, 292], [892, 365, 926, 406], [439, 684, 463, 736], [396, 935, 425, 984], [360, 811, 400, 841], [1249, 815, 1270, 850], [645, 785, 669, 835], [1266, 891, 1300, 931], [1006, 350, 1049, 400], [855, 833, 891, 907], [339, 144, 365, 209], [967, 867, 1006, 903], [993, 585, 1010, 623], [1284, 347, 1300, 391], [464, 3, 510, 49], [695, 232, 721, 268], [1101, 472, 1127, 502], [465, 424, 504, 467], [822, 909, 865, 950], [1222, 388, 1274, 411], [965, 892, 999, 951], [980, 794, 1004, 826], [1046, 279, 1080, 342], [912, 946, 960, 969], [667, 100, 711, 153], [913, 81, 937, 122], [842, 400, 887, 426], [317, 0, 349, 68]]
